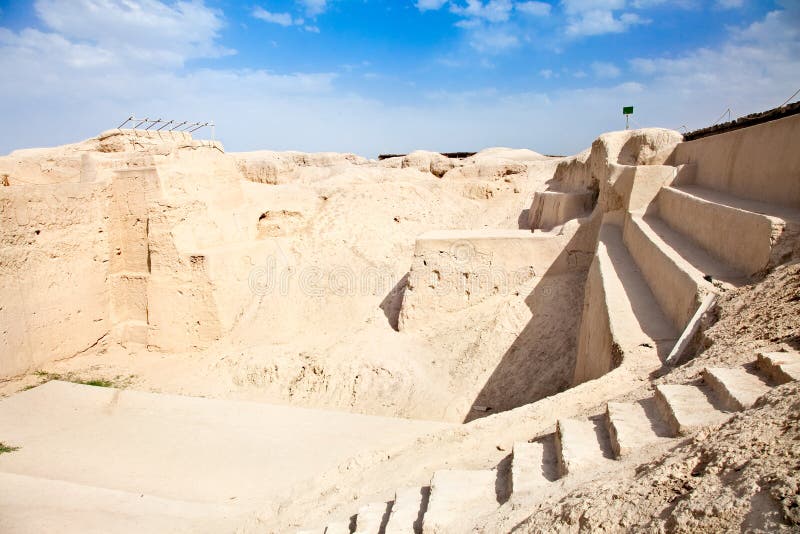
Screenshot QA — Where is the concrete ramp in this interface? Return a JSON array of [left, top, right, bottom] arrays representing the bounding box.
[[0, 381, 452, 532]]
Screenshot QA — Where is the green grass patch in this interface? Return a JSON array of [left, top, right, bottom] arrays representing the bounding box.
[[27, 371, 134, 390], [0, 442, 20, 454]]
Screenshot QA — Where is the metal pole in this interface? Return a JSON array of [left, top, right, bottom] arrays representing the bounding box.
[[117, 116, 134, 129], [780, 87, 800, 107], [156, 120, 174, 131], [712, 107, 731, 126], [626, 115, 629, 130]]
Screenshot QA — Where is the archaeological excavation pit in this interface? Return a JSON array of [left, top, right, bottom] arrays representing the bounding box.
[[2, 104, 800, 534]]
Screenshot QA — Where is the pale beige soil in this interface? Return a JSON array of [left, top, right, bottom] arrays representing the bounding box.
[[2, 127, 798, 533], [1, 145, 575, 424]]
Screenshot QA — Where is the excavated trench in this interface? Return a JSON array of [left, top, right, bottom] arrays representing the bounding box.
[[1, 127, 693, 425]]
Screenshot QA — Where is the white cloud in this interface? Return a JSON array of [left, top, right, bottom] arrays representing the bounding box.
[[298, 0, 327, 16], [34, 0, 230, 65], [630, 0, 698, 8], [517, 1, 552, 16], [562, 0, 626, 14], [252, 6, 320, 32], [735, 1, 799, 42], [450, 0, 514, 23], [0, 0, 335, 152], [467, 24, 520, 52], [626, 2, 799, 122], [562, 0, 649, 37], [0, 0, 798, 160], [416, 0, 448, 11], [0, 27, 115, 70], [540, 68, 554, 79], [448, 1, 522, 53], [252, 7, 298, 27], [591, 60, 621, 78]]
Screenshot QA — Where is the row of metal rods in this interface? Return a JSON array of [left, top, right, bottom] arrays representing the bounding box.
[[676, 88, 799, 132], [117, 116, 213, 134]]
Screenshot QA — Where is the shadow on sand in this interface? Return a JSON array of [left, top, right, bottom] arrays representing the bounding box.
[[463, 217, 599, 423]]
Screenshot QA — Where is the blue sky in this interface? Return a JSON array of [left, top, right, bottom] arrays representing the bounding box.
[[0, 0, 797, 156]]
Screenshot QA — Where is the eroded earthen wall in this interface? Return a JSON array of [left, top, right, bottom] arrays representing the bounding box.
[[671, 113, 800, 209], [0, 183, 110, 377]]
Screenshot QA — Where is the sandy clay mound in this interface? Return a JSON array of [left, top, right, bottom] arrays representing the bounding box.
[[0, 129, 579, 423], [1, 115, 799, 533]]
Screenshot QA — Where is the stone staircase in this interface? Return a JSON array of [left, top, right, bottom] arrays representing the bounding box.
[[623, 178, 800, 334], [622, 212, 741, 332], [576, 169, 800, 385], [296, 351, 800, 533], [597, 223, 680, 354], [656, 184, 800, 276]]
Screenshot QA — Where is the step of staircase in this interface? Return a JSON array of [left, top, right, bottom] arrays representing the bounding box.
[[324, 521, 352, 534], [605, 399, 671, 457], [702, 367, 772, 411], [511, 435, 558, 495], [355, 501, 392, 534], [385, 487, 428, 534], [654, 384, 731, 435], [595, 224, 679, 354], [421, 470, 498, 534], [656, 185, 800, 275], [756, 351, 800, 384], [555, 417, 615, 477], [623, 213, 739, 332]]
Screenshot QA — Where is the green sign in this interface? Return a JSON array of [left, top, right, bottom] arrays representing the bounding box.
[[623, 106, 634, 115]]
